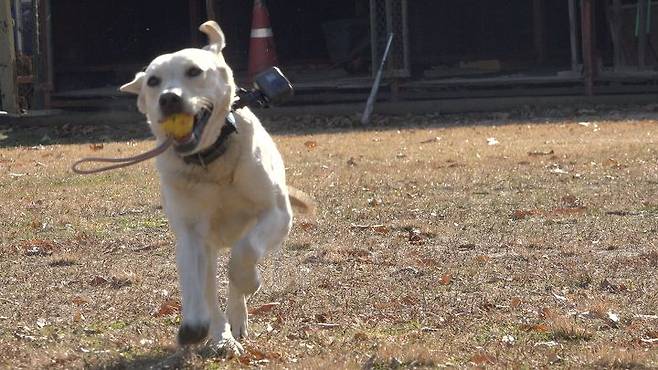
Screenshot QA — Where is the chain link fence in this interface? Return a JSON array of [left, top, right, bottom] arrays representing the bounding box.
[[369, 0, 410, 78]]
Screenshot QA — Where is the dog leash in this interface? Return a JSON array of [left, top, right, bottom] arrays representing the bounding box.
[[71, 138, 173, 175]]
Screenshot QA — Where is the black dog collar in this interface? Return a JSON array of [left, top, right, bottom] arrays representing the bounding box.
[[182, 112, 237, 167]]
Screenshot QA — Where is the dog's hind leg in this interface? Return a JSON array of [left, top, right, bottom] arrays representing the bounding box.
[[227, 203, 292, 339]]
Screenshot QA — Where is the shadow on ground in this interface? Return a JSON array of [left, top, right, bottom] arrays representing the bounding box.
[[1, 103, 656, 148], [90, 348, 183, 370], [90, 347, 236, 370]]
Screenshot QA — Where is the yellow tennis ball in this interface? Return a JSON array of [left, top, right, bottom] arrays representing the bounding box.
[[161, 114, 194, 139]]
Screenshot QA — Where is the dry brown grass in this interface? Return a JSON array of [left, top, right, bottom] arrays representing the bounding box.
[[1, 107, 657, 369]]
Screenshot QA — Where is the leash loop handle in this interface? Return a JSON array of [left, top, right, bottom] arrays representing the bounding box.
[[71, 139, 172, 175]]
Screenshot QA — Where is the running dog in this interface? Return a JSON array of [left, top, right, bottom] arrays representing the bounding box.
[[120, 21, 313, 356]]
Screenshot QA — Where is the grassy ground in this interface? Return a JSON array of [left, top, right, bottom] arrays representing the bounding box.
[[0, 106, 657, 369]]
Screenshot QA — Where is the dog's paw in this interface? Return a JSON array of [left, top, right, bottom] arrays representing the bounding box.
[[230, 316, 248, 340], [207, 337, 245, 358], [227, 305, 248, 339], [178, 322, 209, 345]]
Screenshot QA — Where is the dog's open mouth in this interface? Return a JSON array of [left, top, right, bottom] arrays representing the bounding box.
[[168, 103, 214, 154]]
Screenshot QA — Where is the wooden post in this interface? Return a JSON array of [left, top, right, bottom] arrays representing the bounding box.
[[32, 0, 52, 109], [532, 0, 546, 64], [581, 0, 594, 96], [206, 0, 217, 21], [568, 0, 579, 73], [638, 0, 648, 69], [607, 0, 624, 70], [189, 0, 201, 45], [0, 0, 19, 113]]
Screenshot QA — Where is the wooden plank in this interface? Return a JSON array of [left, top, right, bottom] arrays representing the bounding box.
[[581, 0, 594, 96], [0, 0, 19, 113], [568, 0, 579, 73]]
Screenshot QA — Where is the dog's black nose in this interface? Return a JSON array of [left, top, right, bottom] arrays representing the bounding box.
[[159, 92, 183, 116]]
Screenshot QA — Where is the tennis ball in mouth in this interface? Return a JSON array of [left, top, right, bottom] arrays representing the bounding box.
[[161, 114, 194, 139]]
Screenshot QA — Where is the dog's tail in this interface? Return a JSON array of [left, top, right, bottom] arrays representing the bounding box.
[[287, 186, 316, 218]]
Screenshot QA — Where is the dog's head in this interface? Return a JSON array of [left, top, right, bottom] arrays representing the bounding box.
[[120, 21, 236, 155]]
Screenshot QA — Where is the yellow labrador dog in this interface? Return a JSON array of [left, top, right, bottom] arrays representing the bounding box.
[[120, 21, 312, 356]]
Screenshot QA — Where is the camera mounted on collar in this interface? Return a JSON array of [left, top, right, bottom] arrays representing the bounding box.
[[183, 67, 293, 166], [232, 67, 293, 110]]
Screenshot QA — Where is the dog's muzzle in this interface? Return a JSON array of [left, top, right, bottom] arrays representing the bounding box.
[[163, 100, 214, 155]]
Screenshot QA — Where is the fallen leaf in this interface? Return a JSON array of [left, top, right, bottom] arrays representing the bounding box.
[[353, 332, 368, 340], [371, 224, 389, 234], [512, 209, 542, 220], [89, 276, 109, 287], [153, 299, 181, 317], [239, 347, 282, 365], [439, 273, 452, 286], [540, 307, 556, 319], [89, 143, 104, 151], [72, 296, 90, 306], [249, 302, 280, 315], [520, 323, 550, 333], [511, 297, 522, 308], [299, 221, 316, 231], [551, 207, 586, 217], [400, 295, 419, 305], [22, 239, 57, 256], [475, 255, 491, 264], [560, 195, 577, 206], [600, 278, 627, 293], [408, 229, 424, 244], [470, 353, 496, 365]]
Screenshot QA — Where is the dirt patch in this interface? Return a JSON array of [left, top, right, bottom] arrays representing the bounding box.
[[0, 110, 657, 368]]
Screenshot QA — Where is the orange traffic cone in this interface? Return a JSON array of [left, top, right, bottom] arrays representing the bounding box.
[[248, 0, 278, 81]]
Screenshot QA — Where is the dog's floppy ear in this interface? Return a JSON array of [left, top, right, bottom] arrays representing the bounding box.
[[120, 72, 147, 113], [199, 21, 226, 54], [120, 72, 145, 95]]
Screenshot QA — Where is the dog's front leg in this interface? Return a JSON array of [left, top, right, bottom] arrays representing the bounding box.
[[175, 223, 212, 346], [204, 245, 244, 357], [227, 204, 293, 339]]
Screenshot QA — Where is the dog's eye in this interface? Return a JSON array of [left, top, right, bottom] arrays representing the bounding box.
[[186, 66, 203, 78], [147, 76, 161, 87]]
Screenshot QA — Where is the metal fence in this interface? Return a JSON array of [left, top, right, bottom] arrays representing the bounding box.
[[369, 0, 410, 78]]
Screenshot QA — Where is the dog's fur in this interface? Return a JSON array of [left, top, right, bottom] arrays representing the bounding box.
[[120, 21, 311, 356]]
